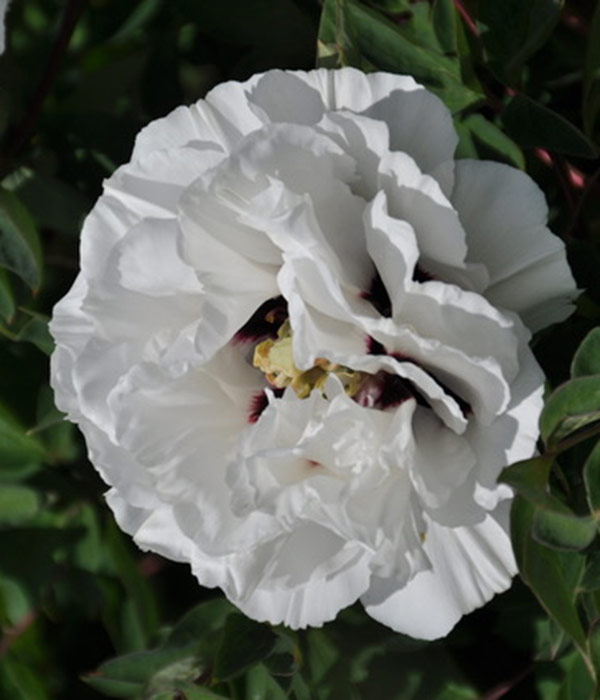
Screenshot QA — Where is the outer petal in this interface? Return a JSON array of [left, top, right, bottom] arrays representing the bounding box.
[[80, 145, 222, 284], [452, 159, 577, 331], [246, 68, 455, 189], [231, 524, 372, 629], [49, 274, 92, 418], [246, 67, 419, 125], [362, 503, 516, 640]]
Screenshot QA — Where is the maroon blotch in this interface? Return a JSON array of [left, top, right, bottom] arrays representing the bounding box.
[[362, 271, 392, 318], [248, 388, 284, 423], [234, 296, 288, 344], [412, 264, 434, 283]]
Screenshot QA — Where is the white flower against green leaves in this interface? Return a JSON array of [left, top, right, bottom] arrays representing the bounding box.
[[50, 68, 577, 640]]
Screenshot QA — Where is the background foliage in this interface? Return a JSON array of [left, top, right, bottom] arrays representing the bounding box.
[[0, 0, 599, 698]]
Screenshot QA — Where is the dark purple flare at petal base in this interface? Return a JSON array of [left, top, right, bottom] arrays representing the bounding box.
[[248, 388, 284, 423], [362, 271, 392, 318], [234, 296, 288, 344]]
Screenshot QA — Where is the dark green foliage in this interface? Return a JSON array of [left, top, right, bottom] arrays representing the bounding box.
[[0, 1, 599, 699]]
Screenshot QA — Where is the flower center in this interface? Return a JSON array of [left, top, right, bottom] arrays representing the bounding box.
[[253, 319, 366, 399], [238, 296, 428, 424]]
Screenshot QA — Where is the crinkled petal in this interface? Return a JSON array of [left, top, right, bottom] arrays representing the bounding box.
[[362, 504, 516, 640], [231, 523, 372, 629], [452, 159, 577, 331]]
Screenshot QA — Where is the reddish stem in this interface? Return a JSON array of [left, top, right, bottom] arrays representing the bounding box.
[[0, 0, 86, 164], [453, 0, 479, 36], [478, 666, 533, 700]]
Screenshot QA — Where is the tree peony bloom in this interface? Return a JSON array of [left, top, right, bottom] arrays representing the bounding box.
[[50, 68, 576, 640]]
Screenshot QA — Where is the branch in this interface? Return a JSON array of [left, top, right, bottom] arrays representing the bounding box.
[[0, 0, 87, 165]]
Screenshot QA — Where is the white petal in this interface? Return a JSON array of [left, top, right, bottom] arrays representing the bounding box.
[[108, 350, 268, 552], [317, 112, 391, 199], [106, 146, 224, 218], [332, 68, 421, 113], [131, 88, 261, 160], [409, 408, 476, 510], [115, 218, 201, 297], [378, 151, 468, 271], [49, 274, 92, 418], [398, 281, 521, 384], [214, 123, 371, 287], [364, 191, 419, 306], [452, 159, 577, 331], [373, 320, 511, 423], [362, 504, 516, 640], [364, 84, 457, 187], [469, 342, 544, 510], [204, 76, 268, 145], [231, 523, 372, 628], [246, 70, 329, 125], [178, 181, 280, 358]]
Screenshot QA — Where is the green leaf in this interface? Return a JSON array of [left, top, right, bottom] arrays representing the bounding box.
[[475, 0, 563, 84], [457, 114, 525, 169], [583, 441, 600, 513], [0, 575, 32, 626], [583, 1, 600, 139], [109, 0, 164, 44], [0, 654, 52, 700], [85, 647, 193, 697], [86, 599, 235, 699], [85, 647, 209, 697], [0, 405, 45, 468], [104, 519, 160, 651], [572, 328, 600, 378], [317, 0, 363, 69], [0, 269, 15, 321], [0, 485, 40, 525], [540, 376, 600, 447], [165, 598, 234, 650], [557, 651, 595, 700], [264, 634, 300, 677], [432, 0, 460, 56], [532, 507, 597, 552], [14, 316, 54, 355], [511, 497, 588, 651], [244, 664, 287, 700], [499, 457, 553, 505], [503, 95, 598, 159], [214, 614, 277, 681], [82, 673, 143, 698], [581, 550, 600, 592], [7, 169, 90, 238], [589, 619, 600, 696], [0, 187, 42, 291], [321, 0, 483, 113]]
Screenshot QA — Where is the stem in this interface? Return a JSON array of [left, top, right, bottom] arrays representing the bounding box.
[[478, 666, 533, 700], [552, 155, 577, 217], [565, 166, 600, 238], [453, 0, 479, 36], [552, 421, 600, 456], [0, 0, 86, 166]]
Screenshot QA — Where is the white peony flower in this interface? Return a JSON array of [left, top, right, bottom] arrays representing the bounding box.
[[50, 68, 577, 640]]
